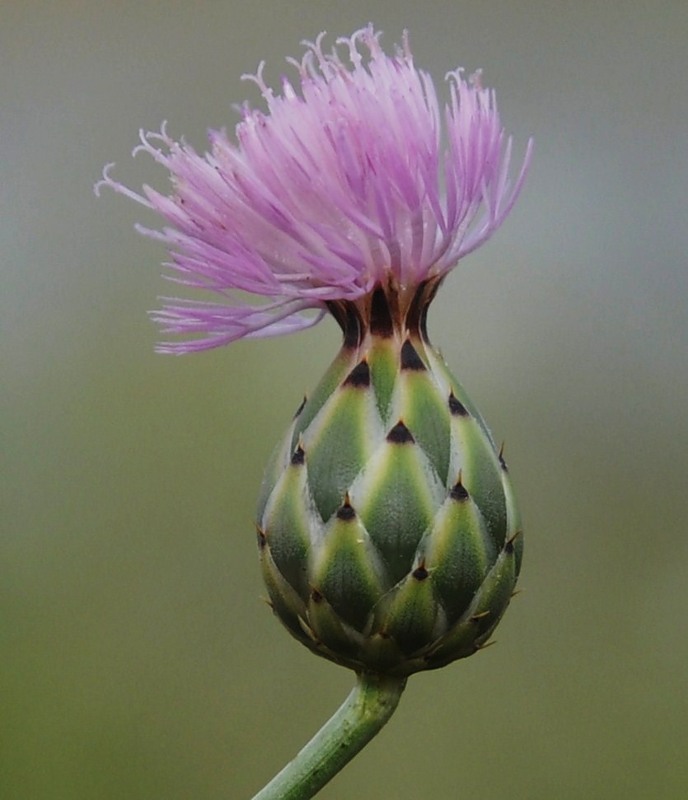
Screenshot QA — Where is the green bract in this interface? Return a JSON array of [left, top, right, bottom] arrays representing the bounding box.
[[257, 283, 522, 677]]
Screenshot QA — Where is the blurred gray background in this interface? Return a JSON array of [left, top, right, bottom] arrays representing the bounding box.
[[3, 1, 687, 798]]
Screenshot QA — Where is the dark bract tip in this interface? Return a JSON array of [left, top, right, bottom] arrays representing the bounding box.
[[256, 526, 267, 549], [293, 395, 307, 418], [448, 392, 469, 416], [450, 479, 469, 502], [291, 445, 305, 465], [336, 500, 356, 521], [386, 420, 415, 444], [400, 339, 426, 371], [343, 359, 370, 388], [370, 286, 394, 337]]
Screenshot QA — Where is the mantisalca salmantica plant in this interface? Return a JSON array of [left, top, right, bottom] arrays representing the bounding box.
[[97, 25, 532, 800]]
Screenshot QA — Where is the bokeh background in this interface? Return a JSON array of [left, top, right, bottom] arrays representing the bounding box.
[[3, 2, 687, 798]]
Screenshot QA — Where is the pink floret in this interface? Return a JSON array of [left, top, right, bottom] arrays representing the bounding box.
[[96, 25, 532, 353]]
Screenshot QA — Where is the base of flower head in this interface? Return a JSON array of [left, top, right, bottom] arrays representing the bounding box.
[[256, 283, 522, 677], [324, 275, 442, 349]]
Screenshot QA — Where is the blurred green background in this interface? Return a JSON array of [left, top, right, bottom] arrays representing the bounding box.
[[3, 1, 687, 798]]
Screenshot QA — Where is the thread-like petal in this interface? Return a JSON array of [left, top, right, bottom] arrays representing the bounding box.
[[97, 25, 531, 352]]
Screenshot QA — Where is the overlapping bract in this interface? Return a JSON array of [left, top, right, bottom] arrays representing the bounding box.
[[256, 308, 522, 676], [96, 26, 531, 352]]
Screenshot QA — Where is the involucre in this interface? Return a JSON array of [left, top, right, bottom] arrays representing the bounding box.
[[257, 282, 522, 676]]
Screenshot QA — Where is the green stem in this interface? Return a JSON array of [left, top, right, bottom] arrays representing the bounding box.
[[252, 672, 407, 800]]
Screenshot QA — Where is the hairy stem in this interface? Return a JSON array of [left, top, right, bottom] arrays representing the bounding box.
[[252, 672, 407, 800]]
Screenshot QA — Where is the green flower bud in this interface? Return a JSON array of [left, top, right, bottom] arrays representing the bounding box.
[[257, 283, 522, 677]]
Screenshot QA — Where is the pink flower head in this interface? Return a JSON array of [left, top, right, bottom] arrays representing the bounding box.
[[96, 26, 532, 353]]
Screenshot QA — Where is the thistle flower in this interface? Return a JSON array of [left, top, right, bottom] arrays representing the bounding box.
[[96, 25, 531, 355], [98, 28, 531, 795], [99, 23, 531, 665]]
